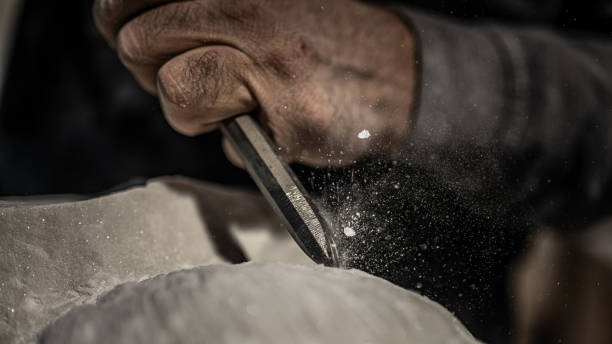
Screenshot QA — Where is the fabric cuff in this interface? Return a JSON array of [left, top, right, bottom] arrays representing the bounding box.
[[392, 8, 510, 148]]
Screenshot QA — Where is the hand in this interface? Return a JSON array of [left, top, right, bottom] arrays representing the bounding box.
[[94, 0, 417, 166]]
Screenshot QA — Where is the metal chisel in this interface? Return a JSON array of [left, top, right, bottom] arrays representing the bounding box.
[[220, 115, 339, 267]]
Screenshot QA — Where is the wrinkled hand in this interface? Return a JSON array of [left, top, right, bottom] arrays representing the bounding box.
[[94, 0, 417, 166]]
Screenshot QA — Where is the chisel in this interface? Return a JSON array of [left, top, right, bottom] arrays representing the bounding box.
[[220, 115, 339, 267]]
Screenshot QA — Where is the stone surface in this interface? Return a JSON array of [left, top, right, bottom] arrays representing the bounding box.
[[39, 262, 477, 344], [0, 177, 308, 343], [1, 176, 475, 343]]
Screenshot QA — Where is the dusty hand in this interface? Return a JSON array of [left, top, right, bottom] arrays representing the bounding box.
[[94, 0, 417, 166]]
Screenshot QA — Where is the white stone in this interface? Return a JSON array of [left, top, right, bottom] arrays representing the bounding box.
[[0, 177, 308, 343], [40, 263, 477, 344]]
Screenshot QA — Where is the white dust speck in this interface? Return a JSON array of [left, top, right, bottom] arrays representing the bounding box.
[[415, 282, 423, 289], [343, 227, 357, 237], [9, 307, 14, 313], [357, 130, 371, 139]]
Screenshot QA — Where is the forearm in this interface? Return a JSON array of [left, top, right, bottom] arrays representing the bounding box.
[[394, 8, 612, 226]]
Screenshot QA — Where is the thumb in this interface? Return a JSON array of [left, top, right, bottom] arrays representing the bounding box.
[[157, 45, 257, 137]]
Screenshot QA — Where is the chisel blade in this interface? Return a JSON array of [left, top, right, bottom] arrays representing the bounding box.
[[221, 115, 339, 266]]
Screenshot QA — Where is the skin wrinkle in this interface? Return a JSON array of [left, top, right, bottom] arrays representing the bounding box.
[[163, 52, 222, 118], [159, 46, 264, 137], [94, 0, 417, 166], [143, 1, 274, 44], [148, 2, 203, 39], [117, 25, 157, 66], [187, 51, 224, 107], [158, 61, 190, 108], [217, 0, 266, 29], [116, 2, 276, 92], [261, 35, 313, 81], [95, 0, 193, 44]]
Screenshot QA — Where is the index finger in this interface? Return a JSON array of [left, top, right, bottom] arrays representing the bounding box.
[[93, 0, 187, 47]]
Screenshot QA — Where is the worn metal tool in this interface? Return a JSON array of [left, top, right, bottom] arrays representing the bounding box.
[[220, 115, 339, 267]]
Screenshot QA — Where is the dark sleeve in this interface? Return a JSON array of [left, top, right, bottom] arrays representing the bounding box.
[[393, 8, 612, 228]]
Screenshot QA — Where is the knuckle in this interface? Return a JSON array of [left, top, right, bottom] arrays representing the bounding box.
[[159, 50, 228, 108], [157, 63, 190, 110], [218, 0, 274, 41], [219, 0, 265, 25], [158, 47, 249, 137], [263, 34, 313, 80]]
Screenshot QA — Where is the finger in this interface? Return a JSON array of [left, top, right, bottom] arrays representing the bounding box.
[[222, 137, 245, 169], [114, 1, 270, 94], [93, 0, 185, 47], [157, 46, 258, 136]]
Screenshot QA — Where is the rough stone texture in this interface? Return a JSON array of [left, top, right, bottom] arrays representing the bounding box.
[[39, 262, 477, 344], [0, 177, 309, 343]]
